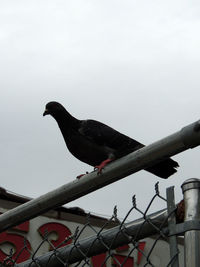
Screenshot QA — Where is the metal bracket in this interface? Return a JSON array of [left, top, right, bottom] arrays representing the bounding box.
[[168, 220, 200, 236]]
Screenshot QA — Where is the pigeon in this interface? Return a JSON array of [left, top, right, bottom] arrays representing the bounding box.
[[43, 101, 179, 179]]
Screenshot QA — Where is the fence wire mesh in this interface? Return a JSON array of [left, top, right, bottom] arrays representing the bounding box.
[[0, 183, 182, 267]]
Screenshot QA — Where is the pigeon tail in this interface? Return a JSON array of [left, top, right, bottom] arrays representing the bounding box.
[[145, 159, 179, 179]]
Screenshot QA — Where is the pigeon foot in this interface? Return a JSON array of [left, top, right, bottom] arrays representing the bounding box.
[[94, 158, 113, 174], [76, 172, 89, 179]]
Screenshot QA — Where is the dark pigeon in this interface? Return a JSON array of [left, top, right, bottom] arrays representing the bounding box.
[[43, 101, 179, 179]]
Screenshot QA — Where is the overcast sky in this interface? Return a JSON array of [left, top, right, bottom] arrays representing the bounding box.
[[0, 0, 200, 219]]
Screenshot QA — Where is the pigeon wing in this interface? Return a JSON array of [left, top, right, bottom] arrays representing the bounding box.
[[78, 119, 144, 158]]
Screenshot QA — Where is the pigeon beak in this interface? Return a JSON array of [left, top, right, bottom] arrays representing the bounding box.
[[43, 109, 49, 116]]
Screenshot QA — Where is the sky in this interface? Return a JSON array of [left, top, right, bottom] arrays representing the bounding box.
[[0, 0, 200, 220]]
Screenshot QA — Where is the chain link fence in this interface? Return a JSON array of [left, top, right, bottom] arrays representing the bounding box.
[[1, 182, 186, 267], [1, 119, 200, 266]]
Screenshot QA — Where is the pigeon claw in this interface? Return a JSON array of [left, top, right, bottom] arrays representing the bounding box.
[[76, 172, 89, 179], [94, 158, 113, 174]]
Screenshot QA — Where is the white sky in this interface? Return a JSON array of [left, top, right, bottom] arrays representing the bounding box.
[[0, 0, 200, 219]]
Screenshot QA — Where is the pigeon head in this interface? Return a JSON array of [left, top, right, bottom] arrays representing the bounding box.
[[43, 102, 67, 118], [43, 101, 76, 124]]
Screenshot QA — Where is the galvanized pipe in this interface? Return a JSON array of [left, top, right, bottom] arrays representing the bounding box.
[[16, 208, 168, 267], [0, 120, 200, 233], [182, 178, 200, 267], [167, 186, 179, 267]]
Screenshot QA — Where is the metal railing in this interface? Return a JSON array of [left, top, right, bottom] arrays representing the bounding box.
[[0, 119, 200, 233]]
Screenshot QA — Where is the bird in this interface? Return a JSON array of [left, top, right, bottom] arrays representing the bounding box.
[[43, 101, 179, 179]]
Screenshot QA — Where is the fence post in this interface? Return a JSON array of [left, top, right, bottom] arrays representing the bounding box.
[[182, 178, 200, 267], [167, 186, 179, 267]]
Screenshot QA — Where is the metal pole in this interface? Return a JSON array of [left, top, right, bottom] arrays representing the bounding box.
[[16, 208, 169, 267], [182, 178, 200, 267], [167, 186, 179, 267], [0, 120, 200, 233]]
